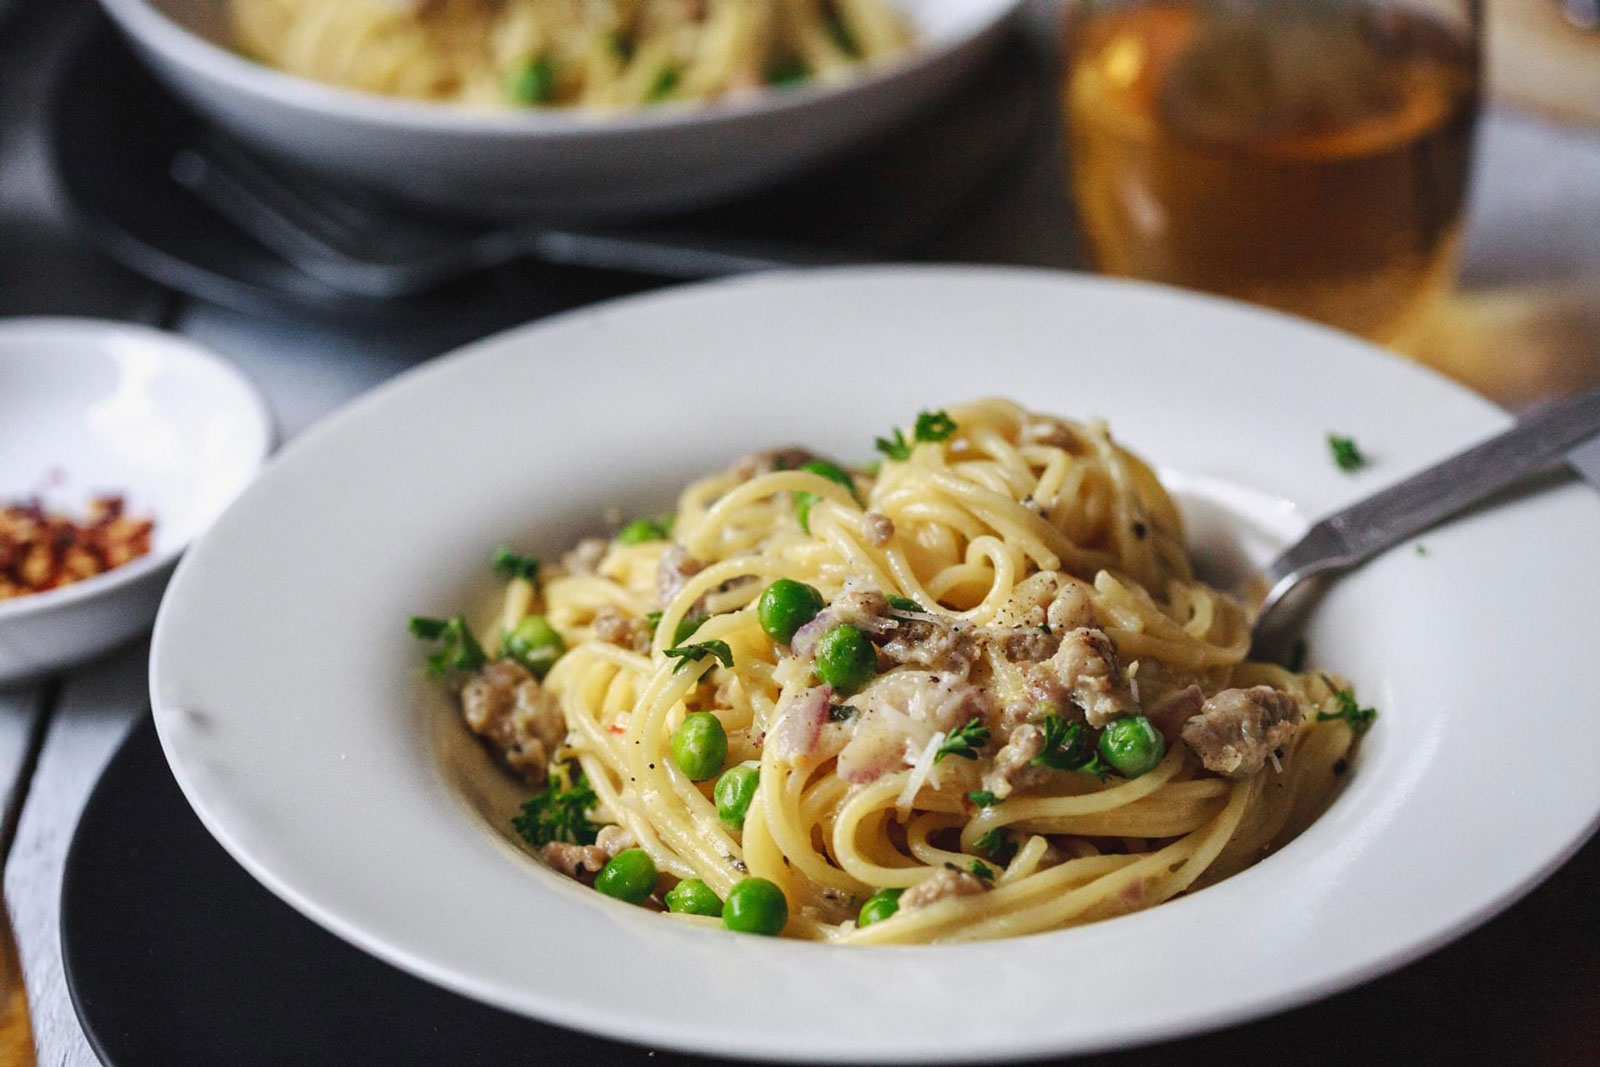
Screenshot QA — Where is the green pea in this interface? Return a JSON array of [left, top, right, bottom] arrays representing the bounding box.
[[714, 763, 760, 830], [617, 516, 671, 544], [1098, 715, 1165, 778], [671, 712, 728, 781], [503, 615, 565, 679], [507, 56, 555, 105], [722, 877, 788, 936], [857, 887, 903, 928], [794, 460, 858, 533], [594, 848, 657, 904], [757, 579, 825, 644], [813, 624, 876, 694], [663, 878, 723, 917]]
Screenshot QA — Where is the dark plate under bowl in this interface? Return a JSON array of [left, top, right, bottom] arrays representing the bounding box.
[[61, 718, 1600, 1065]]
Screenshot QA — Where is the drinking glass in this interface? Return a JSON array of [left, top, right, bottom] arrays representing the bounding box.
[[0, 899, 33, 1067], [1061, 0, 1483, 344]]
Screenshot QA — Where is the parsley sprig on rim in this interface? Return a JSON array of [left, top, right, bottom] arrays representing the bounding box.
[[1327, 433, 1367, 473], [875, 409, 960, 461]]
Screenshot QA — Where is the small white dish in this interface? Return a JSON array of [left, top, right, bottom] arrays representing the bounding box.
[[97, 0, 1024, 220], [149, 269, 1600, 1061], [0, 318, 271, 685]]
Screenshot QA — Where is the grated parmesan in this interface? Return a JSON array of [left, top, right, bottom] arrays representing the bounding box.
[[896, 732, 945, 820]]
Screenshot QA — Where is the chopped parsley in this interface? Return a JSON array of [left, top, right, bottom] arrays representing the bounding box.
[[874, 410, 960, 462], [1415, 542, 1429, 557], [915, 410, 958, 442], [886, 595, 924, 613], [829, 703, 860, 723], [766, 55, 809, 87], [665, 639, 734, 674], [967, 860, 995, 883], [492, 546, 540, 585], [511, 768, 599, 847], [1327, 433, 1368, 473], [933, 717, 990, 763], [607, 30, 634, 62], [967, 789, 1001, 808], [647, 610, 707, 646], [974, 828, 1016, 866], [408, 615, 486, 677], [825, 12, 860, 56], [1285, 638, 1308, 673], [646, 66, 680, 102], [874, 428, 912, 462], [1316, 690, 1379, 735], [1032, 714, 1110, 778]]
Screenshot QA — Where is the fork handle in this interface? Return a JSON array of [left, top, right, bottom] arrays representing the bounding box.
[[1267, 386, 1600, 587], [519, 227, 867, 280]]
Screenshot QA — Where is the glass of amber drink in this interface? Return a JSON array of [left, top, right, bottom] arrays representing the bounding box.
[[1062, 0, 1481, 344], [0, 899, 33, 1067]]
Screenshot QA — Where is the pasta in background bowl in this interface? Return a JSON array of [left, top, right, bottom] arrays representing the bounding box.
[[96, 0, 1021, 219], [231, 0, 917, 109], [148, 270, 1600, 1061]]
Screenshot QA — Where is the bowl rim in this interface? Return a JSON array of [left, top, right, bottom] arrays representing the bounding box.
[[0, 316, 274, 624], [146, 265, 1600, 1061], [96, 0, 1026, 137]]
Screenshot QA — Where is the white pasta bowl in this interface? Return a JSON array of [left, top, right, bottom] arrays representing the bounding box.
[[0, 319, 270, 686], [149, 268, 1600, 1061], [95, 0, 1024, 220]]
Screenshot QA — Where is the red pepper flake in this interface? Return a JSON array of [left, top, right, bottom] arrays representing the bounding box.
[[0, 494, 155, 600]]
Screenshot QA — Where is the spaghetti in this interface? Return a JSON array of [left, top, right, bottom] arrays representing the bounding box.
[[229, 0, 915, 109], [416, 398, 1368, 943]]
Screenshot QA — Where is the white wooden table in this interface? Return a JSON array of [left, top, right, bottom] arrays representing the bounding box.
[[3, 1, 1599, 1063]]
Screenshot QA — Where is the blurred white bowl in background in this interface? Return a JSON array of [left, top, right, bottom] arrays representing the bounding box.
[[96, 0, 1024, 221]]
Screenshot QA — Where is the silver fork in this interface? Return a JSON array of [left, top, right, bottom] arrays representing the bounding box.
[[169, 131, 857, 298], [1252, 386, 1600, 654]]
